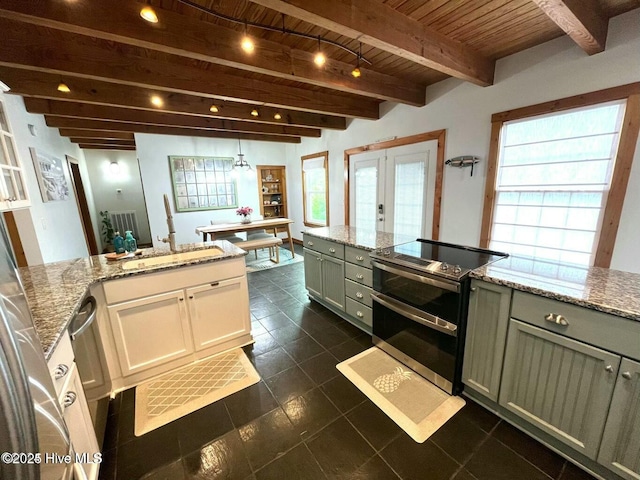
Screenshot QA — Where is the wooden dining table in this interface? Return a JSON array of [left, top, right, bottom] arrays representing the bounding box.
[[195, 217, 296, 257]]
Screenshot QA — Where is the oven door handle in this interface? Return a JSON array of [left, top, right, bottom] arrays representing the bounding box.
[[371, 260, 460, 293], [371, 292, 458, 337]]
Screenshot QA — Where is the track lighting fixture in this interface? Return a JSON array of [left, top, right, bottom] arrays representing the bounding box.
[[250, 109, 259, 117], [140, 6, 159, 23], [57, 82, 70, 93], [209, 105, 219, 113], [150, 95, 163, 107], [274, 113, 282, 120], [241, 22, 255, 53]]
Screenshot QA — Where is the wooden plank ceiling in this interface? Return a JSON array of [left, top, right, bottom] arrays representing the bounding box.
[[0, 0, 636, 150]]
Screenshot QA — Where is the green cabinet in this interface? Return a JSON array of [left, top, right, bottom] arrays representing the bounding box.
[[462, 280, 511, 401], [598, 358, 640, 480], [499, 319, 620, 460], [303, 237, 345, 311]]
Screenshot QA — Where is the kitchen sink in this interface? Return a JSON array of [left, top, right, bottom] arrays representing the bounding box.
[[121, 247, 225, 270]]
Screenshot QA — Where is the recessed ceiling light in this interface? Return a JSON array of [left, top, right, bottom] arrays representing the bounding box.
[[57, 82, 70, 93], [210, 105, 219, 113], [151, 95, 163, 107], [241, 35, 255, 53], [140, 6, 158, 23], [250, 109, 259, 117], [274, 113, 282, 120]]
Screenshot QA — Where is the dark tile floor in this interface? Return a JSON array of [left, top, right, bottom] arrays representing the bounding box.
[[98, 259, 598, 480]]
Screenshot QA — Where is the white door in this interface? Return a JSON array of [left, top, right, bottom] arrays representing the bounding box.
[[349, 141, 436, 238]]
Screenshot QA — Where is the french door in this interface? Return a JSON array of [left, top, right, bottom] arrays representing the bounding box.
[[349, 141, 437, 238]]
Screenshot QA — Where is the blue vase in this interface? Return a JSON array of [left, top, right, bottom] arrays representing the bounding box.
[[113, 233, 125, 254], [124, 231, 137, 253]]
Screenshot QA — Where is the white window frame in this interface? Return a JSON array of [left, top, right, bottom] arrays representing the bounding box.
[[301, 151, 329, 227]]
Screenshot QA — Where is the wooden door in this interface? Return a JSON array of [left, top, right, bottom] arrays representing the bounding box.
[[66, 156, 99, 255], [499, 319, 620, 460]]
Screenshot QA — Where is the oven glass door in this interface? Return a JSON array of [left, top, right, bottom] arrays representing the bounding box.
[[372, 260, 461, 324], [372, 293, 458, 387]]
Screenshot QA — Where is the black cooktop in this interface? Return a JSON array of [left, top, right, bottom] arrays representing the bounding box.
[[370, 239, 508, 280]]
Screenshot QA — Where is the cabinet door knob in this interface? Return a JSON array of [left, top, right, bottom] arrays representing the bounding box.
[[329, 248, 336, 253], [63, 391, 77, 408], [189, 295, 194, 299], [54, 364, 69, 379], [470, 287, 477, 292], [356, 274, 364, 280], [356, 292, 364, 299], [356, 256, 364, 261], [179, 297, 184, 301], [622, 371, 632, 380], [545, 313, 568, 326], [605, 365, 614, 373], [356, 311, 364, 318], [307, 241, 314, 246]]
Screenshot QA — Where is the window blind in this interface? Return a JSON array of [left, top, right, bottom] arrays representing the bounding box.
[[489, 101, 625, 266]]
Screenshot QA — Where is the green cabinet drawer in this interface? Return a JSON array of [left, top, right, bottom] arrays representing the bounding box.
[[345, 263, 373, 287], [345, 246, 372, 267], [345, 279, 373, 308], [511, 291, 640, 361], [345, 298, 372, 327], [302, 234, 344, 259]]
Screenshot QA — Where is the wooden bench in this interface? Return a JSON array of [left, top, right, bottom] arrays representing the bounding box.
[[235, 236, 283, 263]]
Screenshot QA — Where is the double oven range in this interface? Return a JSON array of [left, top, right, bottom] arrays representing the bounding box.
[[370, 239, 507, 395]]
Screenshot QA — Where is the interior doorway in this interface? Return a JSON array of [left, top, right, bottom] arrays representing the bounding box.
[[66, 155, 99, 256], [344, 130, 446, 240], [2, 211, 27, 267]]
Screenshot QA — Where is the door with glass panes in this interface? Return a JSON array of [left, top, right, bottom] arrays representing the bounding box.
[[349, 141, 436, 238]]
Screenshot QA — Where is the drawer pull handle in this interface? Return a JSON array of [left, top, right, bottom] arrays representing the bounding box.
[[53, 364, 69, 380], [179, 297, 184, 302], [605, 365, 614, 373], [189, 295, 194, 299], [356, 274, 364, 280], [545, 313, 568, 326], [356, 255, 364, 261], [307, 241, 314, 246], [622, 371, 632, 380], [63, 391, 77, 408], [356, 292, 364, 299], [329, 248, 336, 253], [356, 311, 364, 318], [211, 281, 219, 287], [470, 287, 477, 292]]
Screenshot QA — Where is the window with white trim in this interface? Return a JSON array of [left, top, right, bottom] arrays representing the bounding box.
[[302, 151, 329, 227], [489, 101, 626, 266], [0, 99, 28, 205]]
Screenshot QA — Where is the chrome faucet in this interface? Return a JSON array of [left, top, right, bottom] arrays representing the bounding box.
[[158, 194, 177, 252]]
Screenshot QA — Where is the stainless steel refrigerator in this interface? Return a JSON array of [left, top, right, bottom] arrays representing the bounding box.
[[0, 222, 73, 480]]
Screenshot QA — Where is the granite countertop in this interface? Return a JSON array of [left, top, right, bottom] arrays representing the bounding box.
[[20, 241, 247, 360], [303, 225, 415, 251], [471, 256, 640, 321]]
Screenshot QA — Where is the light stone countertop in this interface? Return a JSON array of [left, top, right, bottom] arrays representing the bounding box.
[[304, 226, 640, 321], [471, 256, 640, 321], [19, 241, 247, 360]]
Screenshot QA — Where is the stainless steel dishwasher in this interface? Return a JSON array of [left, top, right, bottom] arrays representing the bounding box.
[[68, 294, 110, 450]]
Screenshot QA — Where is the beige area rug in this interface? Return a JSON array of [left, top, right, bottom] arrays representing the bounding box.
[[134, 348, 260, 436], [337, 347, 465, 443], [245, 246, 304, 272]]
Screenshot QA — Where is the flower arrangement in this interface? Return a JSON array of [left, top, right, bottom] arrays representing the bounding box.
[[236, 206, 253, 217]]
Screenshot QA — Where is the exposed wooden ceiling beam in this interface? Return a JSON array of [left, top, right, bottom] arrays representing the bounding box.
[[69, 138, 136, 146], [0, 66, 346, 130], [0, 17, 379, 119], [59, 129, 135, 140], [78, 144, 137, 151], [248, 0, 495, 86], [45, 117, 301, 143], [24, 98, 321, 137], [0, 0, 425, 106], [531, 0, 608, 55]]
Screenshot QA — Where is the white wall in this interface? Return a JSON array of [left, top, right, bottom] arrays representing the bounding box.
[[134, 134, 288, 246], [83, 149, 152, 249], [285, 9, 640, 274], [0, 92, 89, 264]]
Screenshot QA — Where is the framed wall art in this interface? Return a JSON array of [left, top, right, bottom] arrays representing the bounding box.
[[29, 147, 69, 202], [169, 155, 238, 212]]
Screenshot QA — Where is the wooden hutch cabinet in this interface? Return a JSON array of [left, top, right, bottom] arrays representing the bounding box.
[[256, 165, 288, 232]]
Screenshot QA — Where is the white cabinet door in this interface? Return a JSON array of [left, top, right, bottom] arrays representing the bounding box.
[[62, 366, 100, 480], [108, 290, 194, 376], [187, 277, 250, 351]]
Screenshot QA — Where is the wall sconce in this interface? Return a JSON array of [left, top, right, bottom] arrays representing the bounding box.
[[445, 156, 480, 176], [110, 161, 120, 174]]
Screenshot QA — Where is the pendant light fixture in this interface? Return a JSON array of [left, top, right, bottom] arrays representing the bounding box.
[[140, 6, 159, 23], [314, 37, 326, 67], [352, 42, 362, 78], [241, 21, 255, 53], [232, 139, 254, 178]]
